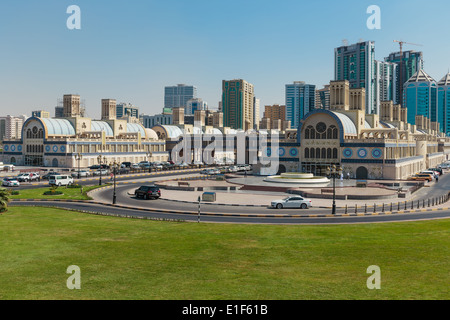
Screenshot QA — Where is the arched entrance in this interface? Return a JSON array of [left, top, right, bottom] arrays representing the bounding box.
[[10, 157, 16, 165], [52, 158, 59, 168], [277, 164, 287, 175], [356, 166, 368, 180]]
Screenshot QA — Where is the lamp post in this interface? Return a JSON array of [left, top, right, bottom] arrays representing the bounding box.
[[97, 155, 106, 186], [147, 151, 152, 174], [110, 160, 118, 204], [326, 164, 342, 215], [75, 153, 83, 179]]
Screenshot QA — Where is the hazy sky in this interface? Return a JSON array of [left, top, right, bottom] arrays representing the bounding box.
[[1, 0, 449, 119]]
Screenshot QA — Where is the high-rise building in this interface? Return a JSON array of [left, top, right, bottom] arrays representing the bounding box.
[[315, 85, 330, 110], [253, 97, 260, 130], [141, 113, 173, 128], [385, 50, 424, 105], [262, 104, 290, 131], [285, 81, 316, 128], [116, 103, 139, 119], [438, 73, 450, 136], [32, 110, 50, 118], [185, 98, 207, 115], [375, 60, 398, 105], [222, 79, 255, 130], [0, 115, 28, 140], [55, 106, 64, 118], [335, 41, 376, 114], [403, 69, 438, 126], [164, 84, 197, 110]]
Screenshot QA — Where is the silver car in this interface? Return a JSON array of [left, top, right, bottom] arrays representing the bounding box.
[[271, 196, 312, 209]]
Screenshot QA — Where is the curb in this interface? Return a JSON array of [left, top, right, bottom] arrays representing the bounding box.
[[10, 199, 450, 219]]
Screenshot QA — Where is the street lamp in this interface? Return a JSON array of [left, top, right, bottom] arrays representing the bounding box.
[[75, 153, 83, 179], [147, 151, 152, 174], [326, 164, 342, 215], [97, 155, 106, 186], [110, 160, 119, 204]]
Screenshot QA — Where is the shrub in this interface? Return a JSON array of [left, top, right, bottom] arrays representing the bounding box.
[[67, 184, 82, 189]]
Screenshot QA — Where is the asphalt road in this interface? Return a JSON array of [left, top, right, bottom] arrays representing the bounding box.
[[8, 168, 450, 224]]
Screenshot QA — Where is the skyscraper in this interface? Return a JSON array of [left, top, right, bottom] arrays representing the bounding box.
[[404, 69, 438, 126], [375, 60, 398, 105], [285, 81, 316, 128], [385, 51, 424, 106], [164, 84, 197, 110], [253, 97, 260, 130], [222, 79, 255, 130], [334, 41, 376, 114], [438, 73, 450, 136], [185, 98, 207, 115]]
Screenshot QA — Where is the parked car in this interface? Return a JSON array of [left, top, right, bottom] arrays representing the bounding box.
[[49, 175, 74, 187], [420, 170, 438, 177], [16, 173, 39, 182], [271, 196, 312, 209], [410, 173, 433, 182], [428, 168, 443, 175], [93, 169, 109, 176], [71, 170, 91, 178], [134, 185, 161, 200], [2, 178, 20, 187], [438, 162, 450, 169], [42, 172, 60, 180], [121, 162, 132, 168]]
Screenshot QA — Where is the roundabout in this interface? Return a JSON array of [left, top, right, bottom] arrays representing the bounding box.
[[263, 172, 330, 186]]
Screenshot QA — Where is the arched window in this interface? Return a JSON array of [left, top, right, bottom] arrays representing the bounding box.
[[38, 129, 43, 139], [327, 148, 332, 159], [321, 148, 326, 159], [310, 148, 315, 158], [27, 129, 31, 139], [316, 148, 321, 159], [305, 126, 314, 139], [327, 125, 338, 139], [333, 148, 338, 159], [305, 148, 309, 158], [310, 128, 316, 139]]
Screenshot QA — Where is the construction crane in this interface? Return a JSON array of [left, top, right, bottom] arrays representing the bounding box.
[[393, 40, 423, 106]]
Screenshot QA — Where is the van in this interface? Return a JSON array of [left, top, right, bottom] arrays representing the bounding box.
[[49, 175, 74, 186]]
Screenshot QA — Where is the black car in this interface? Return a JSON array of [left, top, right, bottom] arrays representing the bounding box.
[[42, 172, 61, 180], [121, 162, 132, 168], [134, 185, 161, 200]]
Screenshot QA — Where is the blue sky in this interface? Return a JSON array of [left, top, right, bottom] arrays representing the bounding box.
[[1, 0, 449, 118]]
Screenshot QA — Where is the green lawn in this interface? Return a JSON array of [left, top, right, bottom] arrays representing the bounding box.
[[9, 184, 109, 201], [0, 206, 449, 300]]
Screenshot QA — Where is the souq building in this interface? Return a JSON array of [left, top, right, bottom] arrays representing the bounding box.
[[1, 95, 168, 168]]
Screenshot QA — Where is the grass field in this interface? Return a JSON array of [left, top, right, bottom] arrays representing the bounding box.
[[0, 206, 449, 300], [9, 184, 109, 201]]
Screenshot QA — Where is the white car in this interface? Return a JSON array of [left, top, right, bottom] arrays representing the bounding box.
[[93, 169, 109, 176], [2, 178, 20, 187], [271, 196, 312, 209], [71, 170, 91, 178]]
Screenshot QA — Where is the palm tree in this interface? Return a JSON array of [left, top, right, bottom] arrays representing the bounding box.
[[0, 187, 10, 212]]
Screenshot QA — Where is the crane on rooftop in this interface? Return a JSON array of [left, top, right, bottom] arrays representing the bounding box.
[[393, 40, 423, 106]]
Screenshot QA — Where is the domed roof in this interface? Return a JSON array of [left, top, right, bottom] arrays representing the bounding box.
[[40, 118, 76, 136], [126, 123, 146, 136], [91, 121, 114, 136], [144, 128, 158, 140]]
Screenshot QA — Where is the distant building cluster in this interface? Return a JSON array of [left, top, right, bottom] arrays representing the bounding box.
[[1, 40, 450, 176]]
